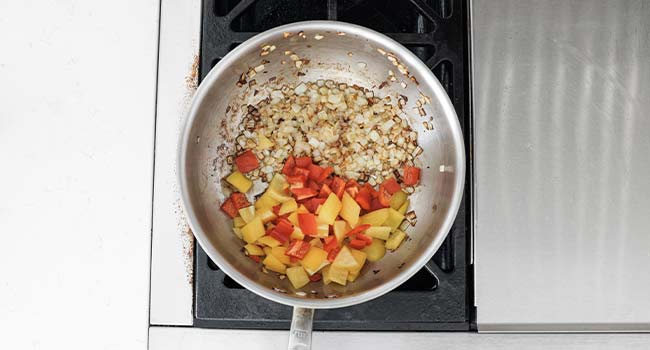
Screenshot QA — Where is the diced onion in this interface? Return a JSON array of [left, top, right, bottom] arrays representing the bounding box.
[[233, 80, 421, 182]]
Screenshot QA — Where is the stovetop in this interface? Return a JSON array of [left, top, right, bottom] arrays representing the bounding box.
[[194, 0, 473, 331]]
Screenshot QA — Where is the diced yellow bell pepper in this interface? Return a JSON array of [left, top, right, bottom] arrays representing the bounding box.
[[363, 239, 386, 262], [316, 223, 329, 238], [347, 270, 359, 282], [359, 208, 390, 226], [347, 248, 368, 282], [263, 246, 272, 256], [255, 207, 277, 223], [279, 198, 298, 215], [255, 192, 280, 210], [241, 217, 265, 243], [384, 208, 405, 232], [271, 246, 291, 265], [225, 171, 253, 193], [268, 174, 288, 192], [332, 220, 349, 242], [348, 249, 367, 276], [238, 206, 256, 223], [332, 246, 358, 270], [385, 230, 407, 250], [256, 134, 274, 150], [365, 226, 391, 240], [309, 238, 323, 248], [233, 216, 247, 228], [257, 235, 281, 247], [286, 266, 310, 289], [389, 190, 408, 210], [244, 244, 265, 256], [262, 253, 286, 274], [317, 193, 342, 225], [287, 211, 299, 226], [301, 246, 329, 275], [323, 265, 348, 286], [322, 266, 332, 285], [297, 205, 309, 214], [232, 227, 243, 240], [398, 199, 409, 215], [290, 226, 305, 240], [267, 188, 293, 203], [340, 192, 360, 227]]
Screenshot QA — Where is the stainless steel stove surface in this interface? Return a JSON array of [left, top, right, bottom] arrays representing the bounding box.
[[193, 0, 473, 331]]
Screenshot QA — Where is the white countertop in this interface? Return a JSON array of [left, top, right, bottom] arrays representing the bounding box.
[[149, 327, 650, 350], [0, 0, 159, 349]]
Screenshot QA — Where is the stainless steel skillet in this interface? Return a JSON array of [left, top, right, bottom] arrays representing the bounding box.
[[179, 21, 465, 349]]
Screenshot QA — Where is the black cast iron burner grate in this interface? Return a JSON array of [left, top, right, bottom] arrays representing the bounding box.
[[194, 0, 472, 331]]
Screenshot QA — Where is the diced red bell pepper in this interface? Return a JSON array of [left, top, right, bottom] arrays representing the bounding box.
[[346, 179, 360, 188], [249, 255, 261, 263], [355, 188, 372, 211], [303, 197, 326, 213], [290, 187, 318, 200], [323, 235, 338, 252], [331, 176, 346, 198], [298, 213, 318, 236], [234, 150, 260, 173], [322, 177, 333, 188], [295, 156, 312, 168], [363, 183, 378, 198], [317, 166, 334, 183], [230, 192, 251, 210], [370, 197, 386, 211], [290, 256, 300, 264], [275, 218, 294, 236], [345, 179, 361, 198], [345, 186, 359, 198], [345, 224, 371, 237], [289, 183, 304, 190], [381, 177, 401, 194], [318, 184, 332, 198], [220, 198, 238, 218], [285, 240, 311, 259], [377, 185, 392, 207], [309, 273, 322, 282], [403, 166, 421, 186], [349, 239, 367, 250], [269, 229, 290, 244], [287, 174, 307, 185], [323, 235, 337, 245], [308, 164, 324, 182], [271, 204, 281, 216], [287, 174, 307, 189], [282, 156, 296, 176], [292, 167, 310, 178], [276, 213, 290, 223], [356, 233, 373, 245], [327, 246, 341, 262], [306, 180, 321, 192]]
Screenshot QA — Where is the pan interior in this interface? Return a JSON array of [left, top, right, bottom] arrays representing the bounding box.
[[181, 22, 464, 308]]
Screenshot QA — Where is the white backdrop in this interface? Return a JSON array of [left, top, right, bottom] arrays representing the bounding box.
[[0, 0, 159, 349]]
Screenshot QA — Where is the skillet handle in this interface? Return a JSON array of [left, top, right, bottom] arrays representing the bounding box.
[[288, 307, 314, 350]]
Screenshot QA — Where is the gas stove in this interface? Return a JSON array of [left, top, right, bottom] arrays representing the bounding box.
[[192, 0, 474, 331], [149, 0, 650, 346]]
